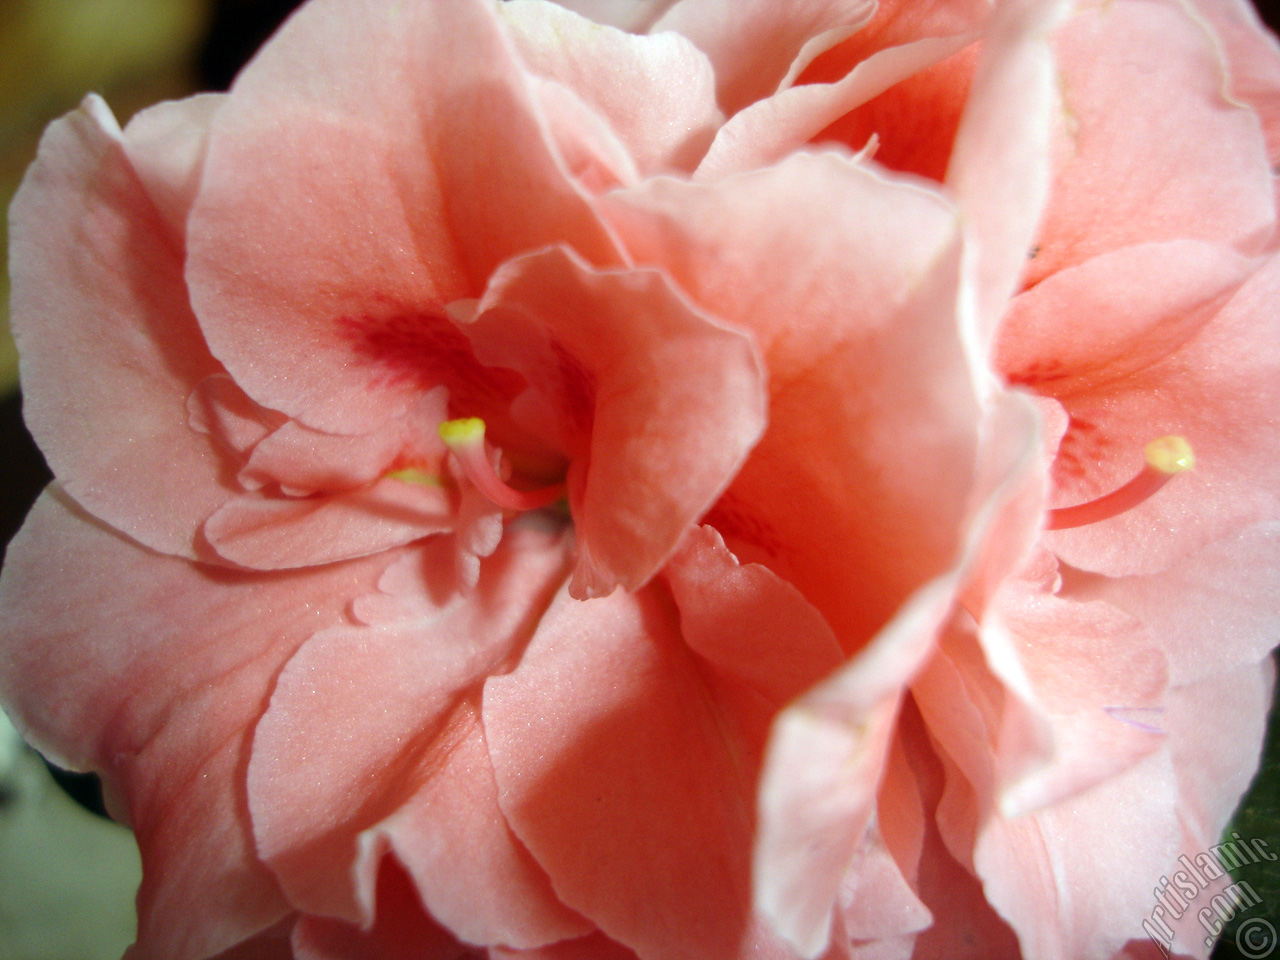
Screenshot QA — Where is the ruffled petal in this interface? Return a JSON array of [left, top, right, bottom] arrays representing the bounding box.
[[1025, 0, 1275, 286], [944, 0, 1066, 349], [203, 477, 456, 569], [602, 151, 980, 645], [752, 390, 1044, 956], [974, 589, 1169, 817], [965, 752, 1182, 960], [122, 93, 224, 242], [501, 2, 723, 175], [483, 529, 843, 960], [237, 390, 448, 495], [186, 0, 619, 435], [955, 659, 1272, 960], [754, 580, 956, 958], [652, 0, 875, 116], [1187, 0, 1280, 165], [248, 525, 578, 945], [10, 95, 233, 559], [466, 246, 766, 598], [0, 490, 400, 960], [695, 35, 973, 180]]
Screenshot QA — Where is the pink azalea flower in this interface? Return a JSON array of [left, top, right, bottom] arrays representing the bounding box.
[[0, 1, 1276, 960], [748, 0, 1280, 958], [0, 0, 984, 957]]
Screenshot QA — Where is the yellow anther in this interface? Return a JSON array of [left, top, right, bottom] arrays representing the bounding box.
[[438, 417, 486, 447], [1047, 435, 1195, 531], [1143, 435, 1194, 475], [387, 467, 443, 487]]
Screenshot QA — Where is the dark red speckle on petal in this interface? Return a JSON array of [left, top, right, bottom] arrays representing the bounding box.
[[1054, 415, 1119, 484], [336, 304, 526, 419], [551, 338, 597, 437], [1004, 358, 1073, 389]]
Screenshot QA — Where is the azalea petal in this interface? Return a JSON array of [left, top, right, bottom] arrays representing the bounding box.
[[237, 390, 448, 495], [488, 932, 640, 960], [945, 0, 1066, 351], [526, 76, 642, 192], [363, 703, 592, 948], [752, 390, 1043, 956], [1063, 522, 1280, 685], [1025, 0, 1275, 286], [122, 93, 223, 242], [965, 661, 1272, 960], [9, 95, 233, 559], [483, 530, 843, 960], [187, 0, 619, 435], [290, 861, 470, 960], [896, 706, 1024, 960], [467, 246, 766, 599], [922, 656, 1271, 960], [601, 151, 979, 645], [204, 477, 456, 569], [666, 526, 845, 701], [809, 41, 980, 184], [0, 489, 400, 960], [837, 733, 932, 952], [798, 0, 991, 79], [1165, 659, 1275, 853], [968, 752, 1182, 960], [248, 526, 578, 944], [187, 373, 288, 460], [980, 590, 1169, 818], [501, 2, 723, 175], [1187, 0, 1280, 164], [695, 35, 973, 180], [651, 0, 875, 116], [837, 823, 931, 946], [1001, 242, 1276, 576], [754, 579, 956, 958], [1149, 662, 1275, 956]]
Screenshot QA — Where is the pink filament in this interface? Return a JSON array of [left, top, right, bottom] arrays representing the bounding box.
[[1046, 465, 1174, 530], [448, 438, 565, 512]]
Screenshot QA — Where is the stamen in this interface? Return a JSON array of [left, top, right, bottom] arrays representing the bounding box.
[[438, 417, 565, 512], [1046, 436, 1194, 531], [387, 467, 444, 487]]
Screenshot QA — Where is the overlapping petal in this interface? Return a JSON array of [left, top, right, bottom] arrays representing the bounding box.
[[465, 246, 766, 598], [1000, 242, 1279, 576], [1024, 0, 1275, 286], [9, 96, 229, 559], [0, 491, 402, 960], [247, 526, 579, 945], [483, 527, 845, 960], [501, 2, 723, 176], [601, 151, 981, 645], [186, 0, 621, 436]]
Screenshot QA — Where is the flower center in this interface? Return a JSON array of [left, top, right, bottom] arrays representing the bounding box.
[[438, 417, 566, 512], [1046, 435, 1194, 530]]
